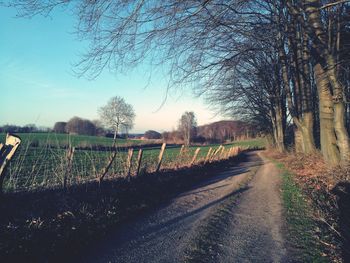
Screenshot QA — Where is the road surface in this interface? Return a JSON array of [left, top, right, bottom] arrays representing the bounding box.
[[81, 151, 289, 262]]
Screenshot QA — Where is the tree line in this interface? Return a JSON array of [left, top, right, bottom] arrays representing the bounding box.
[[6, 0, 350, 164], [0, 124, 49, 134], [162, 112, 254, 144], [0, 96, 136, 139], [53, 117, 102, 136]]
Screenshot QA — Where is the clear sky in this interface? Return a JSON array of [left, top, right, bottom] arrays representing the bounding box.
[[0, 6, 224, 133]]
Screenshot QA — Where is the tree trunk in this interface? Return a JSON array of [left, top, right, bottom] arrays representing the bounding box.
[[334, 100, 350, 161], [300, 112, 316, 154], [275, 105, 285, 152], [314, 63, 340, 164], [270, 106, 285, 152], [294, 128, 304, 153], [113, 129, 117, 141], [306, 0, 350, 162], [113, 125, 119, 147]]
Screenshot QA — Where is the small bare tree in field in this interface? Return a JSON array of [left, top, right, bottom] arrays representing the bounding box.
[[178, 112, 197, 147], [98, 96, 135, 145]]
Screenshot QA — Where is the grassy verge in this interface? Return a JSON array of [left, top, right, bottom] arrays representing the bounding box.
[[274, 161, 328, 262]]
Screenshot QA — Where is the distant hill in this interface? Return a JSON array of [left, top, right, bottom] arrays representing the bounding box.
[[196, 120, 252, 143]]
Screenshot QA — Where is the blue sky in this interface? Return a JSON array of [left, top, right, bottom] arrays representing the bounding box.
[[0, 6, 223, 133]]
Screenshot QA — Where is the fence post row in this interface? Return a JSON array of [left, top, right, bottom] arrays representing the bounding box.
[[190, 147, 201, 166], [126, 148, 134, 181], [156, 143, 166, 172], [0, 133, 21, 193], [136, 149, 143, 176]]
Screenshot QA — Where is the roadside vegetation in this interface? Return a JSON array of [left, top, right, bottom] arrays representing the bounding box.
[[1, 131, 263, 192], [1, 0, 349, 261], [275, 161, 327, 262], [0, 149, 251, 263], [267, 151, 350, 262]]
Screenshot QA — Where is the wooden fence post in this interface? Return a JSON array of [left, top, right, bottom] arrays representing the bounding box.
[[231, 147, 235, 156], [99, 146, 118, 183], [126, 148, 134, 181], [64, 146, 75, 189], [190, 148, 201, 166], [178, 145, 185, 157], [220, 146, 225, 159], [0, 133, 21, 193], [205, 147, 212, 163], [209, 147, 216, 162], [225, 147, 231, 158], [228, 147, 234, 158], [210, 145, 222, 162], [136, 149, 143, 176], [225, 147, 230, 159], [156, 143, 166, 172]]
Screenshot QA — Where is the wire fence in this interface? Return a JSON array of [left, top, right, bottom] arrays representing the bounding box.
[[2, 140, 246, 192]]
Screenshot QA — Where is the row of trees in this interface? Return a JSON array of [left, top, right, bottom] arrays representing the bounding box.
[[8, 0, 350, 164], [197, 121, 254, 143], [0, 124, 49, 133], [53, 117, 99, 136], [163, 115, 254, 145], [53, 96, 136, 139], [203, 0, 350, 165]]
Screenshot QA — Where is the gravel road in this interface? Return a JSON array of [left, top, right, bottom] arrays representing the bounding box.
[[82, 151, 289, 263]]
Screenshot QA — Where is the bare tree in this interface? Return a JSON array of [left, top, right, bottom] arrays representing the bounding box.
[[178, 111, 197, 146], [98, 96, 135, 144]]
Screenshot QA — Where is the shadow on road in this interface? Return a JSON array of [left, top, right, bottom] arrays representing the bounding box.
[[81, 152, 262, 263]]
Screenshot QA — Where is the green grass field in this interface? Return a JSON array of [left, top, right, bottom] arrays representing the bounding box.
[[0, 133, 142, 148], [1, 133, 264, 192]]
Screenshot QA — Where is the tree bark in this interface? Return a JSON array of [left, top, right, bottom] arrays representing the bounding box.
[[275, 104, 285, 152], [314, 63, 340, 164], [300, 112, 316, 153], [306, 0, 350, 162], [294, 128, 304, 153], [284, 3, 317, 154]]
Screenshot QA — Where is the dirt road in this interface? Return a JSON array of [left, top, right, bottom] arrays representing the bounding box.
[[82, 151, 289, 262]]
